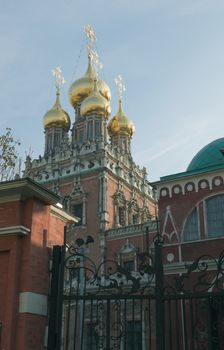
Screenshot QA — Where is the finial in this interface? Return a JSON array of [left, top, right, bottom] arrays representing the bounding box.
[[115, 75, 126, 101], [84, 24, 96, 59], [92, 50, 103, 78], [84, 24, 103, 78], [52, 66, 65, 94]]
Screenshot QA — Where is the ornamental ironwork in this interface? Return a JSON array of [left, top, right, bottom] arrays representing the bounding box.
[[164, 250, 224, 296], [64, 243, 156, 296]]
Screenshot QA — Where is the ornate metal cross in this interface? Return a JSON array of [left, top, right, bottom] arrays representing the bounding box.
[[84, 24, 96, 58], [52, 66, 65, 92], [115, 75, 126, 100]]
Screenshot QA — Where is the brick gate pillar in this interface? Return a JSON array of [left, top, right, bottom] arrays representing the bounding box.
[[0, 178, 77, 350]]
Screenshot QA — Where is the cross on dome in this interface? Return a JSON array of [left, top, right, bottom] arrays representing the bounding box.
[[84, 24, 96, 58], [52, 66, 65, 92], [84, 24, 103, 78], [115, 75, 126, 101]]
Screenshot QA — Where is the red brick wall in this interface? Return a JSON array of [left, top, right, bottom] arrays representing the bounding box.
[[159, 187, 224, 238], [159, 183, 224, 262], [0, 195, 66, 350]]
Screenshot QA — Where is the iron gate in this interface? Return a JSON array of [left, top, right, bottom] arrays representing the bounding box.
[[47, 232, 224, 350]]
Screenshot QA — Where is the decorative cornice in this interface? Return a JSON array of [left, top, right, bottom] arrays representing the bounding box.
[[0, 225, 30, 236], [0, 177, 60, 205], [0, 194, 22, 204], [155, 171, 224, 199], [106, 221, 157, 240], [27, 141, 156, 200]]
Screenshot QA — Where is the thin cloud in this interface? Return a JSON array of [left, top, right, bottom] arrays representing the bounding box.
[[134, 137, 190, 164], [134, 118, 209, 165]]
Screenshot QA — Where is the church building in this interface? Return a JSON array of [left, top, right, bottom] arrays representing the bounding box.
[[24, 25, 157, 264], [155, 137, 224, 266]]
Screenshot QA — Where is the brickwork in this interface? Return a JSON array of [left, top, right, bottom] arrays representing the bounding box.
[[156, 167, 224, 266], [0, 178, 75, 350]]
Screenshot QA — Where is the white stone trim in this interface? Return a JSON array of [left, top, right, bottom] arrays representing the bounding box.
[[50, 205, 78, 224], [19, 292, 47, 316], [0, 225, 30, 236], [162, 206, 178, 242], [157, 171, 224, 199]]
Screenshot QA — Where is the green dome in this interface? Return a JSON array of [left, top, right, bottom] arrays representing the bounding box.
[[187, 138, 224, 172]]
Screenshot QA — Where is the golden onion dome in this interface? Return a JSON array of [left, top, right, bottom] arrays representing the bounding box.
[[108, 99, 135, 138], [80, 80, 111, 117], [68, 55, 111, 108], [43, 92, 71, 132]]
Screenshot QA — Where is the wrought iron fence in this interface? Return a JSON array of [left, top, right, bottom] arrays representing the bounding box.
[[47, 229, 224, 350]]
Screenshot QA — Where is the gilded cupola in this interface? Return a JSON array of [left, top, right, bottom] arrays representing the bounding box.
[[68, 25, 111, 109], [80, 79, 111, 117], [108, 75, 135, 138], [43, 67, 71, 132], [108, 99, 135, 138]]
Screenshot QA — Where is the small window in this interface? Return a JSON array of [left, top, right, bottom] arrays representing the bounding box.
[[118, 207, 125, 226], [132, 214, 138, 225], [183, 207, 199, 242], [47, 134, 52, 152], [88, 121, 93, 141], [72, 203, 83, 226], [206, 195, 224, 238], [95, 121, 101, 139], [54, 133, 60, 147], [123, 260, 135, 273], [78, 129, 84, 143]]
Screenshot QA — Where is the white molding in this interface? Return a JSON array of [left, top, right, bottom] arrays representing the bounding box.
[[0, 225, 30, 236]]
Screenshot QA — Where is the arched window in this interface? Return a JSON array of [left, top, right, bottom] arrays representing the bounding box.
[[206, 195, 224, 238], [183, 207, 199, 242]]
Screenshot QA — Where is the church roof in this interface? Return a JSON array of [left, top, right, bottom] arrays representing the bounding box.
[[155, 137, 224, 184], [187, 137, 224, 172]]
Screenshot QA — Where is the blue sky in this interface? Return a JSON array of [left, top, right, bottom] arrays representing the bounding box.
[[1, 0, 224, 181]]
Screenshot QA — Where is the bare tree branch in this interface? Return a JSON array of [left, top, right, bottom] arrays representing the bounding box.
[[0, 128, 21, 181]]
